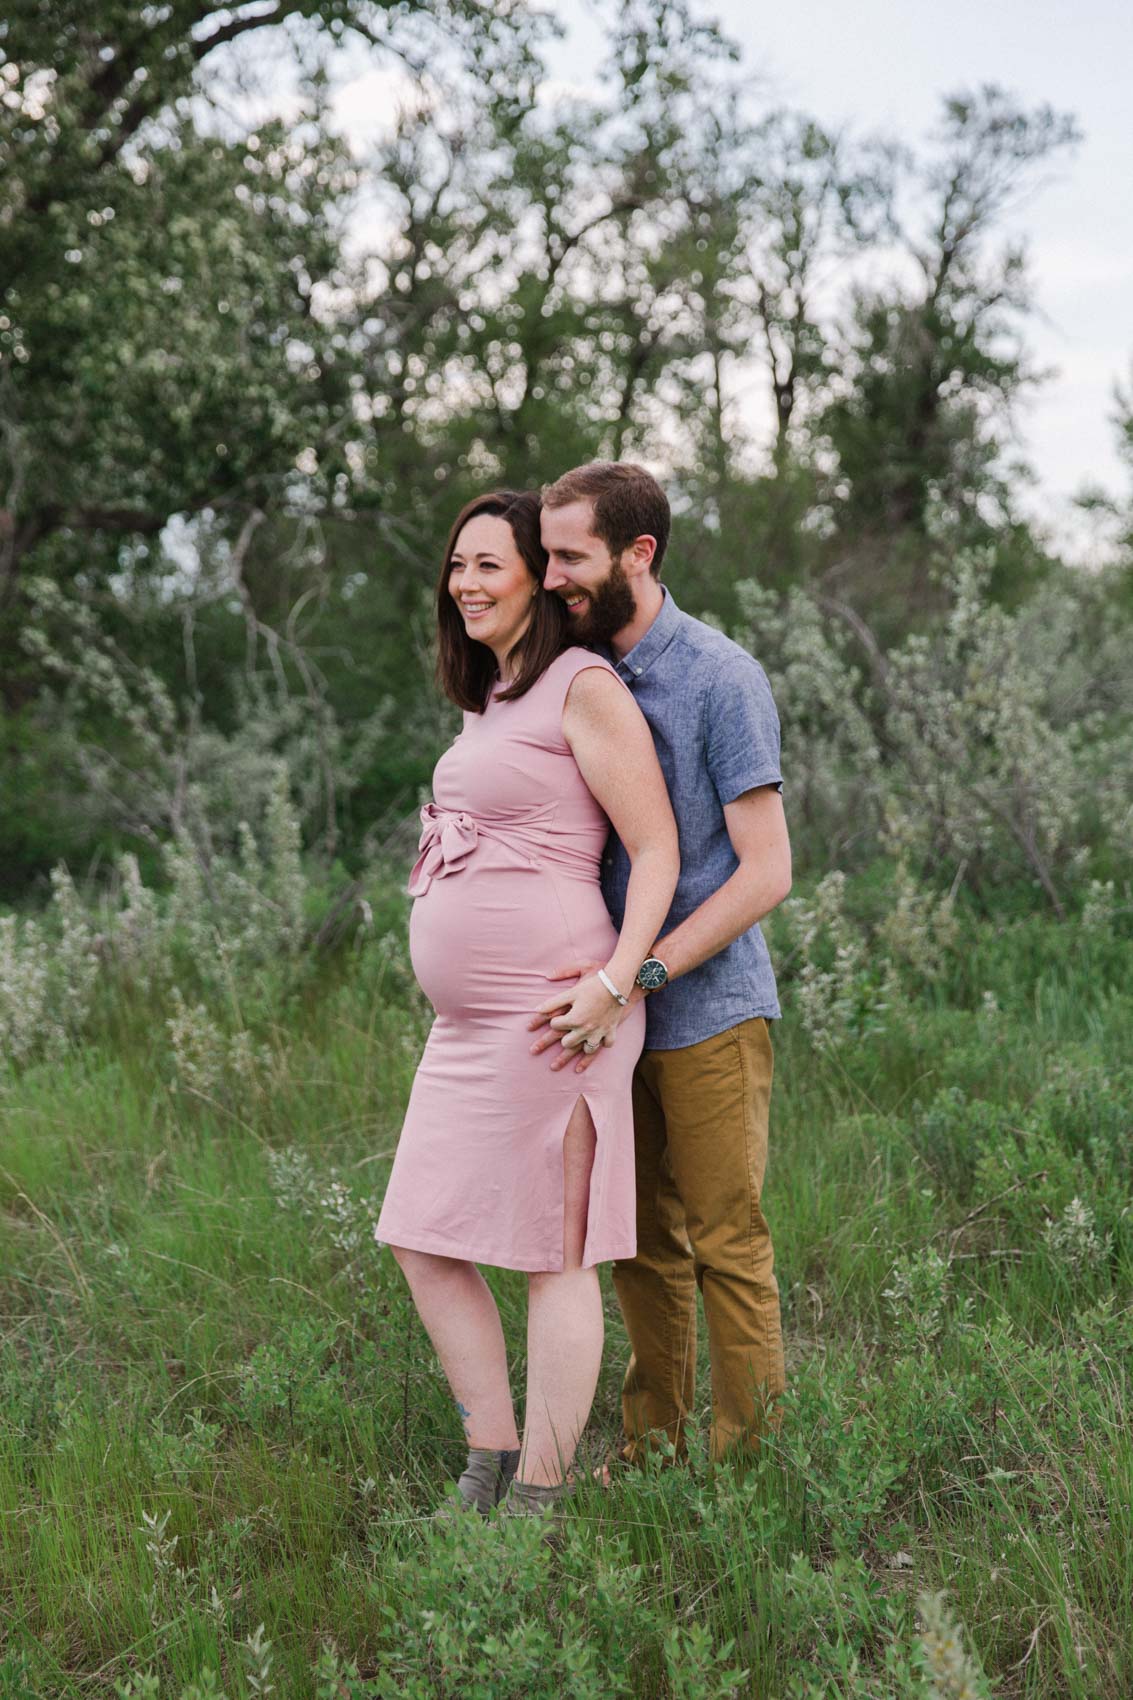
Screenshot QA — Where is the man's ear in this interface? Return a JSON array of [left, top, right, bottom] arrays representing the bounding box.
[[628, 534, 658, 574]]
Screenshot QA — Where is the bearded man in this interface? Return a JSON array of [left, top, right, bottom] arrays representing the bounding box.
[[530, 460, 792, 1466]]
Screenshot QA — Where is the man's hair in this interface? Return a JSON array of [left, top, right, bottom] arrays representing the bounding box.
[[541, 461, 671, 576]]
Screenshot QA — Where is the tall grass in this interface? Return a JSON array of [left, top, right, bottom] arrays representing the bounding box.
[[0, 891, 1130, 1698]]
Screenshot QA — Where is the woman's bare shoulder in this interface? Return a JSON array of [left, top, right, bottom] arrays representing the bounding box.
[[561, 654, 637, 723]]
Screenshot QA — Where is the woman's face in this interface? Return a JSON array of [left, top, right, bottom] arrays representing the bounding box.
[[448, 513, 537, 658]]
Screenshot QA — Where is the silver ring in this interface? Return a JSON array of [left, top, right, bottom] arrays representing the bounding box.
[[582, 1039, 600, 1054]]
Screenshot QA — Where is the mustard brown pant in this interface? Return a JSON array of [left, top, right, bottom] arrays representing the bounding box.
[[611, 1016, 785, 1463]]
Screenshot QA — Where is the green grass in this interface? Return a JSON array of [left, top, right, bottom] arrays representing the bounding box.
[[0, 909, 1130, 1698]]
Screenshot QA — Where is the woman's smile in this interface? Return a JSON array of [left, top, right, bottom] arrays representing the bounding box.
[[447, 512, 539, 660]]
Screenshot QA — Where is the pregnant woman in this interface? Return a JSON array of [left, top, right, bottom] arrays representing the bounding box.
[[376, 488, 678, 1528]]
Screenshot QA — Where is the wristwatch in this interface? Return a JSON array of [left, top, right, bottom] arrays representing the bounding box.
[[635, 956, 669, 992]]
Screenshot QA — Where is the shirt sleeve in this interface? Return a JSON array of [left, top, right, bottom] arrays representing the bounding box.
[[703, 651, 783, 807]]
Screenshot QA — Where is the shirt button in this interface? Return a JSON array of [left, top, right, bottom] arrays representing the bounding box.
[[633, 666, 642, 675]]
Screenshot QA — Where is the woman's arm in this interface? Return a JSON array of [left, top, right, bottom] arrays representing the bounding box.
[[542, 666, 678, 1064]]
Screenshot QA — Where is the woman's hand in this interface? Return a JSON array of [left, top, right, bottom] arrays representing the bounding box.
[[531, 960, 637, 1073], [551, 968, 619, 1042]]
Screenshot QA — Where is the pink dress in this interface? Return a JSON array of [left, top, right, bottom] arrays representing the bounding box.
[[375, 647, 646, 1272]]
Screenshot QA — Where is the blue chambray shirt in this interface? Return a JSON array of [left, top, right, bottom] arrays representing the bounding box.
[[601, 587, 783, 1049]]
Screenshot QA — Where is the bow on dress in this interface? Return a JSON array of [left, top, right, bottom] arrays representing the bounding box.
[[408, 803, 480, 897]]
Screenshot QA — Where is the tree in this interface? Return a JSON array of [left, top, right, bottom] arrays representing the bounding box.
[[734, 112, 892, 472], [819, 88, 1079, 575], [666, 110, 892, 601], [0, 0, 544, 601]]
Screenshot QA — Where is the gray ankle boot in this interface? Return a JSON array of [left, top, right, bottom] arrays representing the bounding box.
[[498, 1477, 570, 1546], [435, 1447, 521, 1521]]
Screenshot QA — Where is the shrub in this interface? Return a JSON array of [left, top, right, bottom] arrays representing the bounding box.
[[735, 554, 1133, 910]]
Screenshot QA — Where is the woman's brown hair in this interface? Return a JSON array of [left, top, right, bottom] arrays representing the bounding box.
[[435, 490, 568, 712]]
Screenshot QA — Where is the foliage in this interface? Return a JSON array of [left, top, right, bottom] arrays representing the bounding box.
[[2, 879, 1131, 1695], [1, 16, 1131, 1689], [0, 0, 548, 587], [19, 573, 392, 869], [3, 0, 1125, 899], [0, 773, 363, 1070], [819, 87, 1080, 546], [735, 552, 1133, 910], [772, 871, 890, 1051]]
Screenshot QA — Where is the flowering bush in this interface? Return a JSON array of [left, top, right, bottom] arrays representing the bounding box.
[[770, 871, 889, 1050], [732, 580, 880, 866], [733, 553, 1133, 912], [0, 915, 54, 1064], [0, 867, 102, 1062], [266, 1144, 380, 1287], [1043, 1196, 1113, 1276], [0, 790, 327, 1072], [1, 576, 388, 1074], [883, 1247, 972, 1355], [20, 575, 391, 872]]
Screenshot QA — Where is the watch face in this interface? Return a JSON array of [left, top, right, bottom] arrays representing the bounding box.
[[637, 957, 668, 990]]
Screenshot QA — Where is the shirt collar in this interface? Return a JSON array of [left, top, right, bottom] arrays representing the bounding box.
[[611, 585, 682, 681]]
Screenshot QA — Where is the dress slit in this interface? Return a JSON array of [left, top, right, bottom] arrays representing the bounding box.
[[545, 1088, 621, 1272]]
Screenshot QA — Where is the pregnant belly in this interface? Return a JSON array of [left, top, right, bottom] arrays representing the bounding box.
[[410, 861, 617, 1019]]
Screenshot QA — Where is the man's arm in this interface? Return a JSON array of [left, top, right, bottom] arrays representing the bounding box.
[[652, 648, 790, 982], [530, 783, 790, 1069], [532, 649, 789, 1070], [648, 782, 791, 987]]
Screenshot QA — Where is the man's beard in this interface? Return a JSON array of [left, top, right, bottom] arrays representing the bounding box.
[[565, 551, 637, 645]]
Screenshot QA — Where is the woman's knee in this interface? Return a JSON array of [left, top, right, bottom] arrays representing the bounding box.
[[389, 1244, 468, 1283]]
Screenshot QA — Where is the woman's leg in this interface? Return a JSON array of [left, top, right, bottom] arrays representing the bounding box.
[[520, 1099, 604, 1486], [389, 1247, 519, 1448]]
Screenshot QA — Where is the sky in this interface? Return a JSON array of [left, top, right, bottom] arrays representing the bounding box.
[[549, 0, 1133, 559]]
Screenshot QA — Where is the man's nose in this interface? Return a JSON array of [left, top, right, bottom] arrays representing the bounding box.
[[543, 560, 568, 592]]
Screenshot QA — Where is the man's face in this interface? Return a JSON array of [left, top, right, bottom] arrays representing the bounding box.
[[540, 499, 637, 645]]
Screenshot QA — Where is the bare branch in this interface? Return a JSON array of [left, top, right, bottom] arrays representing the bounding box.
[[191, 3, 283, 62], [815, 591, 889, 685]]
